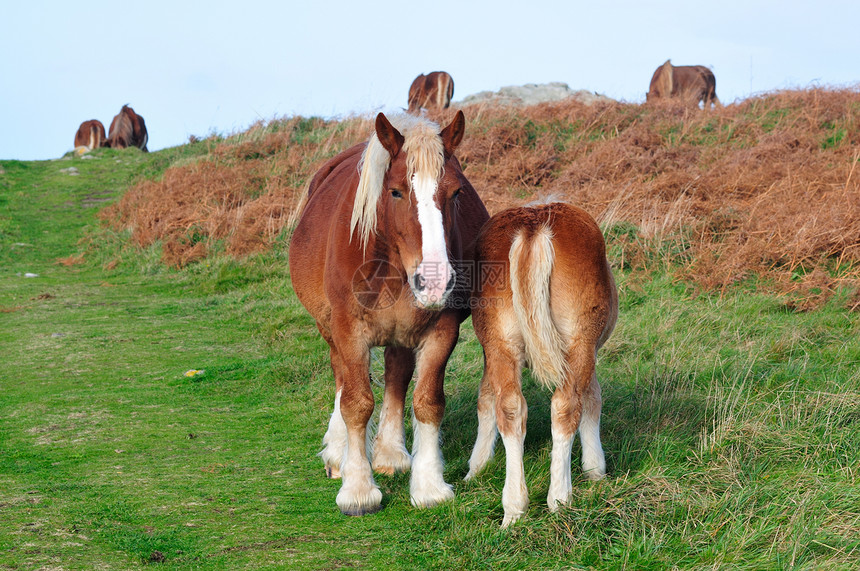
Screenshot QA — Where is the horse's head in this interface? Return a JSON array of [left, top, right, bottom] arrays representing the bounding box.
[[353, 111, 467, 310]]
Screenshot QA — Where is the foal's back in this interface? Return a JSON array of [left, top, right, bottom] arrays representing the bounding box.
[[473, 201, 617, 370]]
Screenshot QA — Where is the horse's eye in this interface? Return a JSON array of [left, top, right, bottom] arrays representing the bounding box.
[[452, 188, 462, 199], [390, 189, 403, 199]]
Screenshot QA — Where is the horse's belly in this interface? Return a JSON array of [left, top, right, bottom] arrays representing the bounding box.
[[288, 216, 331, 325]]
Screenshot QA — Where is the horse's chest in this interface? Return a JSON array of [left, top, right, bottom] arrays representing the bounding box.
[[360, 305, 438, 348]]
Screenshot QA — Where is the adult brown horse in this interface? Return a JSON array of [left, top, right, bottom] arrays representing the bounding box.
[[647, 59, 721, 109], [407, 71, 455, 114], [464, 201, 618, 527], [106, 105, 149, 151], [290, 111, 488, 515], [73, 119, 106, 151]]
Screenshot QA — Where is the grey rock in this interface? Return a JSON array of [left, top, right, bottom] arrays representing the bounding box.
[[460, 82, 614, 107]]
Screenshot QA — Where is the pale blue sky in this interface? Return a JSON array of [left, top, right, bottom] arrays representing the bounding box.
[[2, 1, 857, 160]]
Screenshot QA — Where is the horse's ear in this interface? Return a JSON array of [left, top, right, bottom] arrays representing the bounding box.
[[375, 113, 404, 157], [440, 110, 465, 156]]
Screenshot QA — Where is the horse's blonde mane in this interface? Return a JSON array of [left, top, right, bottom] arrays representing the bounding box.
[[351, 114, 444, 250]]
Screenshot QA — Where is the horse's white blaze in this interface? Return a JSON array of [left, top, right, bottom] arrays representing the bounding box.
[[412, 173, 453, 308], [409, 413, 454, 507]]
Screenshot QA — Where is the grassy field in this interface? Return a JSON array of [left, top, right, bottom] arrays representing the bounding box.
[[2, 128, 859, 568]]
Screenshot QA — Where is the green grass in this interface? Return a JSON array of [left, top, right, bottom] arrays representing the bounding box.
[[1, 145, 859, 569]]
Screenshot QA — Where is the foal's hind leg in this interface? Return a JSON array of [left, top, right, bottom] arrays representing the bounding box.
[[465, 354, 499, 480], [547, 345, 595, 511], [373, 346, 414, 475], [494, 357, 528, 528], [579, 372, 606, 481], [468, 342, 528, 526]]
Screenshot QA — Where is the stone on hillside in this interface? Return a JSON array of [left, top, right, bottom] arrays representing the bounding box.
[[460, 82, 614, 107]]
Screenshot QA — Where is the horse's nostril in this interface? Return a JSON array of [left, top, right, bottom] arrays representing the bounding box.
[[446, 273, 456, 292], [413, 273, 426, 291]]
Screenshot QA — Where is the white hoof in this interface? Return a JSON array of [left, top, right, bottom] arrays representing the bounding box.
[[410, 477, 454, 508], [547, 488, 572, 512], [501, 511, 524, 528], [336, 484, 383, 516], [582, 466, 606, 481], [372, 446, 412, 476]]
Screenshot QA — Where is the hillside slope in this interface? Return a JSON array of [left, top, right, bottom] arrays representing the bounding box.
[[98, 89, 860, 309]]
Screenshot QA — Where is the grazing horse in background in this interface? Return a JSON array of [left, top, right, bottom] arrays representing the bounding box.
[[407, 71, 455, 114], [106, 105, 149, 151], [73, 119, 106, 152], [647, 60, 721, 109], [465, 201, 618, 527], [289, 111, 488, 515]]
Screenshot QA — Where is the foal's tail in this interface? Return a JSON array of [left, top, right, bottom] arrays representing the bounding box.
[[509, 225, 568, 389]]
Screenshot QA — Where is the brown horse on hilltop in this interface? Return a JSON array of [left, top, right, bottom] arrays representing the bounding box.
[[464, 201, 618, 527], [74, 119, 106, 151], [106, 105, 149, 151], [647, 59, 721, 109], [289, 111, 488, 515], [407, 71, 455, 113]]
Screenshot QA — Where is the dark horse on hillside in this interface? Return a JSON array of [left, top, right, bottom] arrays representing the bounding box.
[[647, 60, 721, 109], [74, 119, 106, 152], [106, 105, 149, 151], [407, 71, 455, 114], [289, 111, 488, 515], [465, 202, 618, 527]]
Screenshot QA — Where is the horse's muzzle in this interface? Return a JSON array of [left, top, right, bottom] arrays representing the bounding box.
[[410, 262, 455, 309]]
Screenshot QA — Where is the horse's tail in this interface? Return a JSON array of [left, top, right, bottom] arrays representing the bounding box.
[[658, 59, 674, 96], [88, 125, 98, 150], [509, 224, 568, 389], [709, 73, 721, 108]]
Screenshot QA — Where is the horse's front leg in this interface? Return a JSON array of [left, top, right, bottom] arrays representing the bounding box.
[[373, 346, 414, 475], [331, 330, 381, 515], [409, 313, 458, 508]]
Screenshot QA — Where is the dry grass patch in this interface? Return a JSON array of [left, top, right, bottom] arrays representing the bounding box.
[[102, 90, 860, 307]]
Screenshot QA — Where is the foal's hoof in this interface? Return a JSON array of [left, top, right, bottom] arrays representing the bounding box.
[[325, 465, 341, 479]]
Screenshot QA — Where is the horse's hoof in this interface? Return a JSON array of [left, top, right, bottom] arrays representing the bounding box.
[[325, 465, 341, 479], [373, 465, 396, 476], [340, 503, 383, 516], [372, 448, 411, 476]]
